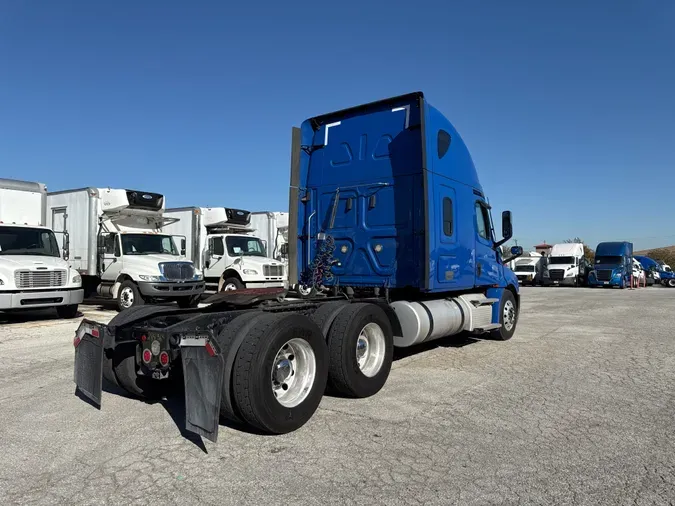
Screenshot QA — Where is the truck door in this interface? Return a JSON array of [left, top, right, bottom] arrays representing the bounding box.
[[474, 200, 501, 286], [100, 233, 122, 281]]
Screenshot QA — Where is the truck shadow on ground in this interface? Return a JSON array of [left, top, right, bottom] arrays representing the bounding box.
[[0, 309, 83, 325]]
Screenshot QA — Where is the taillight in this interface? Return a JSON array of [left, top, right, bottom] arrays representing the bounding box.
[[142, 349, 152, 364], [159, 351, 169, 366], [141, 334, 147, 342]]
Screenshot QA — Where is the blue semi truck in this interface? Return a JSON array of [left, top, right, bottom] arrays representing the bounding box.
[[72, 92, 523, 442], [588, 241, 633, 288]]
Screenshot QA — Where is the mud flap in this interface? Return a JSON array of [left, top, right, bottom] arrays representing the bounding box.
[[73, 321, 105, 407], [181, 343, 225, 443]]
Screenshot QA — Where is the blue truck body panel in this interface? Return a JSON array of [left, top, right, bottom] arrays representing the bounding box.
[[588, 241, 633, 287], [293, 92, 514, 295]]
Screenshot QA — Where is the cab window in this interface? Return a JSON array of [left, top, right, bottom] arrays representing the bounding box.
[[475, 202, 491, 240]]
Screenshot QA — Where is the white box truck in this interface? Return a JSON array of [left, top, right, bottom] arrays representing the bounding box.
[[47, 187, 204, 311], [543, 243, 586, 286], [249, 211, 289, 264], [0, 178, 83, 317], [163, 207, 286, 294]]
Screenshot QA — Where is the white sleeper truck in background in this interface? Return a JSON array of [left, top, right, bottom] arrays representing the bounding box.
[[0, 178, 83, 318], [163, 207, 286, 294], [47, 187, 204, 311], [544, 243, 586, 286]]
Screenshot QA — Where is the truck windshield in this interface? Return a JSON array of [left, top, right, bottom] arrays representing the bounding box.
[[595, 255, 623, 265], [226, 236, 266, 257], [515, 265, 535, 272], [549, 256, 575, 264], [0, 226, 60, 257], [121, 234, 178, 255]]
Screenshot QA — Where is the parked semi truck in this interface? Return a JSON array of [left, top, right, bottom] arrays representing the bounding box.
[[587, 241, 633, 288], [47, 188, 204, 311], [73, 92, 523, 442], [0, 178, 83, 317], [163, 207, 286, 294], [543, 243, 586, 286]]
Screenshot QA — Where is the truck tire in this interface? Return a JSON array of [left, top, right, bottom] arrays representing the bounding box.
[[220, 277, 244, 292], [111, 343, 165, 399], [177, 295, 200, 309], [326, 303, 394, 398], [295, 284, 317, 299], [490, 289, 518, 341], [117, 280, 144, 311], [309, 300, 350, 337], [232, 313, 328, 434], [668, 279, 675, 288], [56, 304, 79, 319]]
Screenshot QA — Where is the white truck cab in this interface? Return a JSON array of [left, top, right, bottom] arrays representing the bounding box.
[[47, 188, 204, 311], [513, 252, 543, 285], [0, 178, 83, 317], [164, 207, 286, 294], [543, 243, 586, 287]]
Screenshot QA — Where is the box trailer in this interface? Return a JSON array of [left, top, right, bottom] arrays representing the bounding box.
[[0, 178, 83, 317], [47, 187, 204, 311]]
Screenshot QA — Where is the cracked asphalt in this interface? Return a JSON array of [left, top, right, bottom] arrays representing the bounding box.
[[0, 287, 674, 505]]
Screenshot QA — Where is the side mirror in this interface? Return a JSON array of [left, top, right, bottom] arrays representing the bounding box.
[[510, 246, 523, 258], [501, 211, 513, 242], [280, 243, 289, 256], [63, 233, 70, 260], [181, 238, 186, 256]]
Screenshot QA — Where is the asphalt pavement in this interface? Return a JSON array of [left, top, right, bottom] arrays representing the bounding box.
[[0, 287, 673, 505]]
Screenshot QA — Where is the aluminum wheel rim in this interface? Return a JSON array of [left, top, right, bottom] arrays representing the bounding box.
[[224, 283, 238, 291], [356, 322, 386, 378], [120, 287, 134, 308], [271, 338, 316, 408], [503, 300, 516, 331], [298, 284, 313, 296]]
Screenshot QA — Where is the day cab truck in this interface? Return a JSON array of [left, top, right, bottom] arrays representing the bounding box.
[[543, 243, 586, 287], [47, 188, 204, 311], [163, 207, 286, 294], [587, 241, 633, 288], [72, 92, 523, 442], [0, 178, 83, 317]]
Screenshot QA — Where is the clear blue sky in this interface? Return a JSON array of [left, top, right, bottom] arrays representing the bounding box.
[[1, 1, 673, 251]]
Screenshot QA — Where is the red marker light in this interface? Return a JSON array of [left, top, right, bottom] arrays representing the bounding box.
[[205, 341, 216, 357], [90, 327, 100, 338], [142, 349, 152, 364], [73, 334, 81, 348], [141, 334, 147, 342], [159, 351, 169, 366]]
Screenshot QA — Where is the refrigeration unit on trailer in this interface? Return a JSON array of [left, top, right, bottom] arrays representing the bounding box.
[[72, 92, 523, 442], [163, 207, 286, 294], [0, 178, 83, 317], [543, 243, 586, 286], [47, 188, 204, 311], [587, 241, 633, 288]]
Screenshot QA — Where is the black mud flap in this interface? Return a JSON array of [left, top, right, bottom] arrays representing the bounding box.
[[73, 320, 105, 407], [181, 341, 225, 443]]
